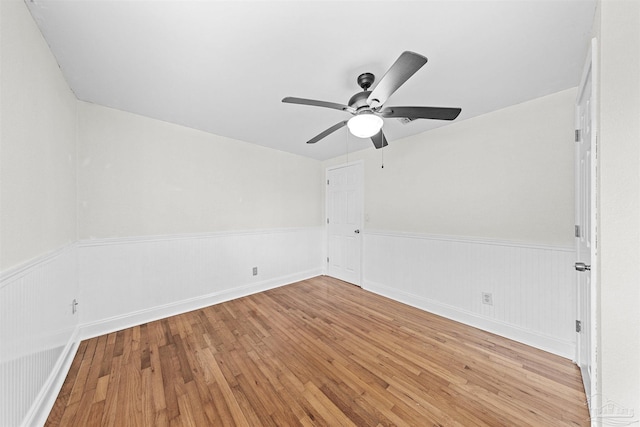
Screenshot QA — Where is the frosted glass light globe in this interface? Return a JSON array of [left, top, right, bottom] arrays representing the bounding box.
[[347, 113, 383, 138]]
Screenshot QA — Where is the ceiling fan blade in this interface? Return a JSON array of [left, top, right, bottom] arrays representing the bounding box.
[[371, 130, 388, 149], [306, 120, 348, 144], [380, 106, 462, 121], [282, 97, 355, 114], [367, 51, 428, 108]]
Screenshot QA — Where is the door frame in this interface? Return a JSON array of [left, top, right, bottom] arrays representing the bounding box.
[[324, 160, 364, 287], [574, 36, 599, 415]]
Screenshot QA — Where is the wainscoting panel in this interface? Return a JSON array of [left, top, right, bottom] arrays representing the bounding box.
[[78, 227, 323, 339], [363, 231, 576, 358], [0, 245, 79, 427], [2, 227, 575, 426]]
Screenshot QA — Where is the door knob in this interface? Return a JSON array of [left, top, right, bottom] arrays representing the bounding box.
[[575, 262, 591, 272], [354, 229, 360, 234]]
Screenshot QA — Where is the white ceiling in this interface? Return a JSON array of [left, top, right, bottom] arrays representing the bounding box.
[[27, 0, 596, 161]]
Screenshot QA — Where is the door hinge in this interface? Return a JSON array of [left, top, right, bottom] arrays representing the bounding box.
[[575, 225, 581, 238], [576, 320, 582, 333], [326, 257, 329, 263], [327, 179, 330, 185], [575, 129, 581, 142], [327, 218, 329, 224]]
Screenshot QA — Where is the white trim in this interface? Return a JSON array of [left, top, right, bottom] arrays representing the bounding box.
[[3, 328, 78, 363], [364, 279, 575, 359], [21, 327, 81, 427], [574, 36, 599, 416], [326, 159, 365, 171], [588, 36, 599, 419], [0, 243, 76, 285], [79, 268, 321, 340], [364, 229, 574, 252], [77, 227, 322, 247]]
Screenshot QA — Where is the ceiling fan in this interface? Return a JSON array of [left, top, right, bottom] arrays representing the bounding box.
[[282, 51, 462, 149]]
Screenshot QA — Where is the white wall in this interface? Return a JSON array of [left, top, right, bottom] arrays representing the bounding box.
[[0, 0, 78, 270], [324, 89, 576, 247], [75, 102, 325, 340], [0, 1, 79, 425], [77, 102, 323, 239], [596, 0, 640, 419]]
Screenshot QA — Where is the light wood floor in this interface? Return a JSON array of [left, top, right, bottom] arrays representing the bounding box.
[[47, 276, 589, 426]]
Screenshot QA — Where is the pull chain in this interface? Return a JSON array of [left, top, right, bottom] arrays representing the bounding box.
[[381, 144, 384, 168]]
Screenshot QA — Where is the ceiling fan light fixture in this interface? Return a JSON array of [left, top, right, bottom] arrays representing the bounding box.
[[347, 113, 383, 138]]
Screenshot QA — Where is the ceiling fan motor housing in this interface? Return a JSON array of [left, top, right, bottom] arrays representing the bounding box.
[[349, 91, 373, 111]]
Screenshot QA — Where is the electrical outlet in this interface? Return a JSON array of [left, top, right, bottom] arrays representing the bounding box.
[[482, 292, 493, 306], [252, 266, 258, 276]]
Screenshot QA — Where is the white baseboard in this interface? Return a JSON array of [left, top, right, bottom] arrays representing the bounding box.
[[21, 327, 80, 427], [80, 268, 321, 340], [364, 279, 574, 359]]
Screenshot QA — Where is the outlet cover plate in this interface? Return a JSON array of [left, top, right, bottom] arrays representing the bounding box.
[[482, 292, 493, 305]]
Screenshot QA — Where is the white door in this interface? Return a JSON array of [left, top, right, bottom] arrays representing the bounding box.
[[326, 162, 363, 286], [575, 38, 597, 409]]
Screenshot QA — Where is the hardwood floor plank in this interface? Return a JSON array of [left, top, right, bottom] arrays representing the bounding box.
[[140, 363, 155, 427], [113, 355, 143, 427], [46, 276, 589, 426], [158, 344, 181, 422], [69, 383, 97, 427], [203, 348, 250, 426], [98, 332, 117, 378], [112, 330, 125, 358], [83, 335, 108, 394], [176, 385, 200, 427], [86, 401, 105, 426], [99, 354, 123, 427], [139, 323, 152, 370], [302, 381, 358, 427], [93, 374, 109, 403], [318, 381, 376, 427], [148, 343, 167, 413], [56, 400, 80, 427], [173, 334, 195, 384], [67, 338, 98, 407]]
